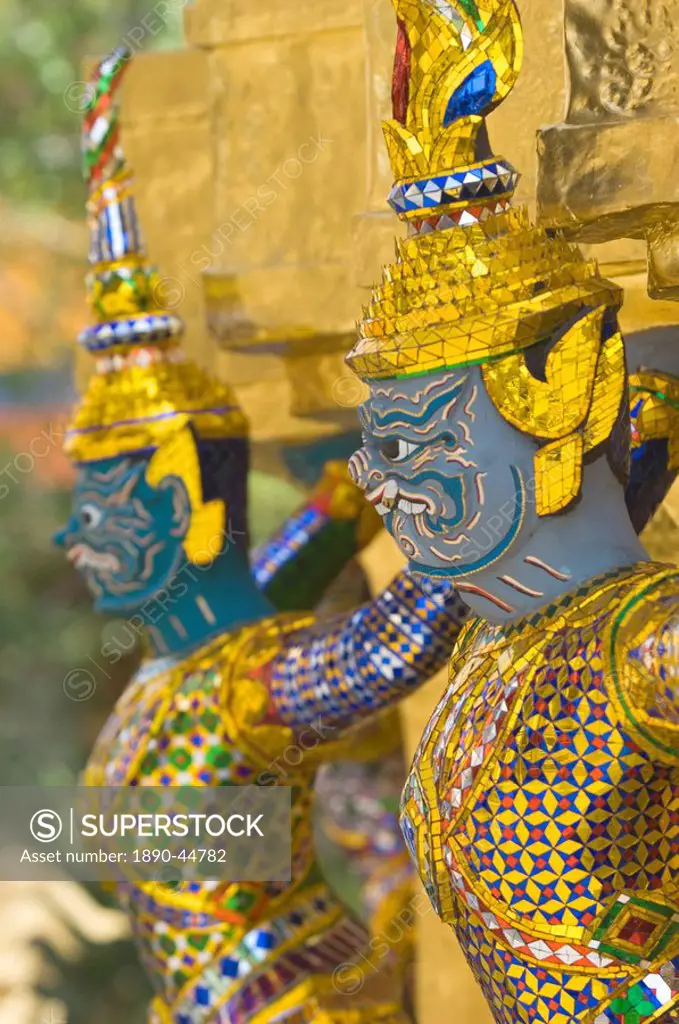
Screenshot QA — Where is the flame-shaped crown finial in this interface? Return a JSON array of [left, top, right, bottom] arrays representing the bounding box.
[[347, 0, 621, 384], [385, 0, 523, 183], [384, 0, 523, 233]]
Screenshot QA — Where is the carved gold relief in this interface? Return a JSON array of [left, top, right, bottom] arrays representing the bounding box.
[[538, 0, 679, 301]]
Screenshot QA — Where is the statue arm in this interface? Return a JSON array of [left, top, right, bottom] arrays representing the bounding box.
[[251, 461, 382, 612], [266, 571, 470, 736]]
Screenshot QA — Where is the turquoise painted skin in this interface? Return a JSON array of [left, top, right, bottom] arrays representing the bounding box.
[[349, 367, 646, 624], [54, 432, 370, 656], [54, 455, 275, 658], [349, 333, 679, 583], [351, 372, 536, 583]]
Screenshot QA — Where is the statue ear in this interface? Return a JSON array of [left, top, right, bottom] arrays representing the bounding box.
[[145, 421, 227, 566], [155, 473, 192, 540]]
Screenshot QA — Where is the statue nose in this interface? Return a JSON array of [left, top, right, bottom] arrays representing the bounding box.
[[53, 518, 77, 549], [52, 525, 69, 548]]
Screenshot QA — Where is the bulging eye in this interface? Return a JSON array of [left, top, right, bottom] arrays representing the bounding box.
[[80, 503, 103, 529], [379, 438, 420, 462]]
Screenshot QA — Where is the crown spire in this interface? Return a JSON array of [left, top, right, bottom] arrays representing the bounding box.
[[64, 49, 247, 463], [384, 0, 523, 234], [82, 47, 128, 185], [79, 47, 184, 354]]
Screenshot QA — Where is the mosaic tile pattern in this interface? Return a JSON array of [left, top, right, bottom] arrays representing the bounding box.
[[402, 564, 679, 1023], [84, 568, 467, 1021], [84, 619, 407, 1022], [340, 2, 679, 1021], [268, 573, 469, 731], [387, 161, 518, 214], [314, 757, 415, 962], [630, 371, 679, 474], [70, 37, 482, 1024]]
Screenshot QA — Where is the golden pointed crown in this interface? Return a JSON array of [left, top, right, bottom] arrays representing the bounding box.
[[65, 48, 248, 464], [346, 0, 622, 382]]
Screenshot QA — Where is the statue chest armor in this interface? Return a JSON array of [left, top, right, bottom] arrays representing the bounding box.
[[82, 624, 329, 1018], [84, 646, 255, 789], [401, 597, 679, 1024]]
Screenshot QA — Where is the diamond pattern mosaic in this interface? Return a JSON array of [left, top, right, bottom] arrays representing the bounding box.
[[402, 564, 679, 1023], [82, 544, 468, 1020], [83, 613, 422, 1022]]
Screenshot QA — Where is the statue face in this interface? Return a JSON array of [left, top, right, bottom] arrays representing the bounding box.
[[349, 368, 539, 577], [54, 456, 190, 614]]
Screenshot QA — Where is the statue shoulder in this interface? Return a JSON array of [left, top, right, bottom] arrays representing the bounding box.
[[604, 564, 679, 763], [217, 614, 316, 775]]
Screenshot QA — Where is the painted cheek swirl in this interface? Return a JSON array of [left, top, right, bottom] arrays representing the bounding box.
[[77, 498, 159, 596], [104, 540, 165, 595], [412, 465, 527, 578], [394, 526, 418, 560], [348, 448, 370, 487], [388, 470, 463, 564]]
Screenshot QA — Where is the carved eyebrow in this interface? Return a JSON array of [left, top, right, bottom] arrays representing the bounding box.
[[371, 380, 467, 434], [114, 469, 144, 505], [76, 464, 145, 505], [91, 461, 131, 485], [78, 488, 107, 507], [78, 488, 130, 514], [373, 375, 457, 401], [79, 460, 141, 499], [358, 405, 372, 431]]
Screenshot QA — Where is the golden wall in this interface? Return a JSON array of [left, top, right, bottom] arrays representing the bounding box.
[[538, 0, 679, 320], [116, 2, 679, 1021]]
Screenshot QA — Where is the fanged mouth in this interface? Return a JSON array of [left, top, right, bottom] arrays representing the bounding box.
[[365, 480, 428, 517], [67, 544, 121, 574]]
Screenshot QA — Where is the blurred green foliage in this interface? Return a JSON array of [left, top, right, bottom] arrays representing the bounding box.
[[0, 451, 150, 1018], [0, 0, 183, 215], [248, 470, 305, 549], [0, 5, 185, 1014], [39, 930, 150, 1024]]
